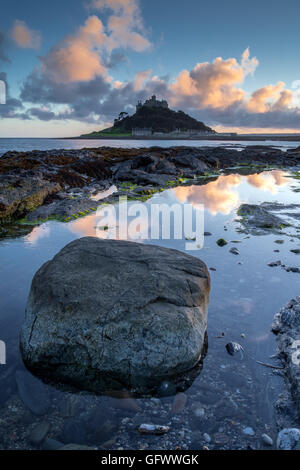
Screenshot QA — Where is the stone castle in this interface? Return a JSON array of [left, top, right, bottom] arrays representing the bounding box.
[[136, 95, 169, 112]]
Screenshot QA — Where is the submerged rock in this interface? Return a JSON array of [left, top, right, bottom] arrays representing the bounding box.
[[277, 428, 300, 450], [20, 238, 210, 396], [237, 203, 288, 234]]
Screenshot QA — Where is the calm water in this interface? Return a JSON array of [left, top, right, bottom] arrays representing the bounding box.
[[1, 137, 300, 156], [0, 169, 300, 449]]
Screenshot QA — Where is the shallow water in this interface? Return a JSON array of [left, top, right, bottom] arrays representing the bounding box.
[[1, 137, 300, 156], [0, 170, 300, 449]]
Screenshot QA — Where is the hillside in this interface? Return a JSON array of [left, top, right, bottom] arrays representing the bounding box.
[[80, 98, 215, 138], [114, 106, 214, 134]]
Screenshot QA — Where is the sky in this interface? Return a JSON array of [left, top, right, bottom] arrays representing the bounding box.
[[1, 0, 300, 137]]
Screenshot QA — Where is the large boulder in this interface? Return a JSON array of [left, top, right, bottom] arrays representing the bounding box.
[[20, 238, 210, 395]]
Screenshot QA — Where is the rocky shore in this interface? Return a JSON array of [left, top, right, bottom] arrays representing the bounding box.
[[1, 145, 300, 238]]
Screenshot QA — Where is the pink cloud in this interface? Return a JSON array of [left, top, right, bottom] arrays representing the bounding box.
[[11, 20, 41, 49]]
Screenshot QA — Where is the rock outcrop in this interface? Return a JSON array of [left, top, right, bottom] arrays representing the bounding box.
[[20, 238, 210, 395], [272, 297, 300, 420]]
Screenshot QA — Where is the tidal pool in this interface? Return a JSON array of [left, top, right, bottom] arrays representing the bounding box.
[[0, 169, 299, 450]]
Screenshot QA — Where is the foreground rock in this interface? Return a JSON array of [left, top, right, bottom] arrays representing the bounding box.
[[20, 238, 210, 395], [272, 297, 300, 425]]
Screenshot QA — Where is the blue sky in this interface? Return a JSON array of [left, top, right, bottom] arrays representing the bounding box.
[[1, 0, 300, 137]]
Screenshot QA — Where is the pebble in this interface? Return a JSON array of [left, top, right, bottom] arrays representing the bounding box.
[[29, 421, 50, 446], [243, 427, 255, 436], [193, 407, 205, 418], [203, 433, 211, 443], [229, 247, 240, 255], [261, 434, 273, 447]]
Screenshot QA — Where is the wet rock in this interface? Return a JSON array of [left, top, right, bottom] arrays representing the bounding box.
[[261, 434, 273, 447], [25, 197, 98, 223], [285, 267, 300, 273], [272, 297, 300, 421], [138, 424, 169, 435], [20, 238, 210, 395], [29, 421, 50, 446], [277, 428, 300, 450], [0, 175, 61, 221], [15, 370, 51, 415], [268, 260, 281, 267], [229, 247, 240, 255], [237, 204, 288, 234], [217, 239, 227, 247], [290, 249, 300, 255]]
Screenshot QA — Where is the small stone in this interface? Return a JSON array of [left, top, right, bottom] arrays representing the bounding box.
[[138, 424, 169, 435], [217, 239, 227, 247], [243, 427, 255, 436], [261, 434, 273, 447], [203, 433, 211, 443], [193, 407, 205, 418], [290, 249, 300, 254], [213, 433, 229, 445], [229, 247, 240, 255], [29, 421, 50, 446], [204, 232, 212, 236], [240, 334, 246, 339], [268, 261, 281, 267]]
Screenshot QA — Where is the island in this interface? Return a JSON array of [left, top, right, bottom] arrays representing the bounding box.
[[79, 95, 222, 139]]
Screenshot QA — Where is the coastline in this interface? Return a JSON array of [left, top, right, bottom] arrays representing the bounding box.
[[66, 134, 300, 142]]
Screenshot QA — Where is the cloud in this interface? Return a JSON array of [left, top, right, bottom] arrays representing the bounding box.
[[11, 20, 41, 49], [4, 40, 300, 132], [248, 81, 288, 112], [133, 69, 152, 91], [91, 0, 151, 52], [41, 16, 108, 84], [170, 51, 253, 110]]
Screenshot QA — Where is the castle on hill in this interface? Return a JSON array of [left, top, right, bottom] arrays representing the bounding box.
[[136, 95, 169, 112]]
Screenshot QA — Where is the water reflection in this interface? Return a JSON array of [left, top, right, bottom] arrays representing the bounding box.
[[174, 171, 289, 215]]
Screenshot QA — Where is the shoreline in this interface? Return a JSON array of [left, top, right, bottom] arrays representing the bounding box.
[[65, 135, 300, 142], [1, 145, 300, 239]]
